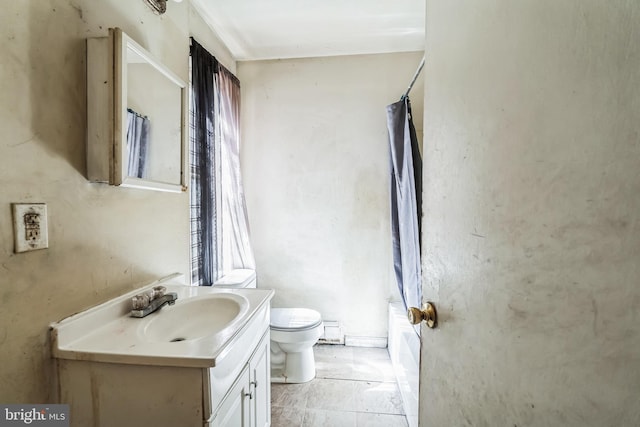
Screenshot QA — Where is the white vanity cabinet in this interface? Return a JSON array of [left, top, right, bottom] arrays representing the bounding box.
[[207, 331, 270, 427], [51, 279, 273, 427]]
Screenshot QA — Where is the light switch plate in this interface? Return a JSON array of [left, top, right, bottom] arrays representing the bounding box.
[[12, 203, 48, 253]]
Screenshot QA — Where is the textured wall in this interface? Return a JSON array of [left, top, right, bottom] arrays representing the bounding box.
[[0, 0, 233, 402], [238, 53, 424, 339], [421, 1, 640, 425]]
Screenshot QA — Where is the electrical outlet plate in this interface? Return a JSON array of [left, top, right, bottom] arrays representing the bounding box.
[[12, 203, 48, 253]]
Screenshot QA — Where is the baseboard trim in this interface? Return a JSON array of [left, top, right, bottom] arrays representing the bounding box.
[[344, 336, 388, 348]]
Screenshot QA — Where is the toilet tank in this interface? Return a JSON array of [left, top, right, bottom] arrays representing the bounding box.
[[213, 269, 257, 288]]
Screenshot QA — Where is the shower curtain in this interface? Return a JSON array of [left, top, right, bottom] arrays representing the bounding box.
[[387, 97, 422, 315], [189, 38, 255, 287]]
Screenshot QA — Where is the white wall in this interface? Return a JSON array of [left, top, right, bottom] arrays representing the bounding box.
[[0, 0, 233, 402], [421, 1, 640, 425], [239, 53, 424, 339]]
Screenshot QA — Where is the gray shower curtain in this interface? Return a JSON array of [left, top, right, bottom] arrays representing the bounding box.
[[387, 98, 422, 314]]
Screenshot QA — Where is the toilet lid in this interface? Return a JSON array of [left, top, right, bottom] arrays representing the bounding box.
[[270, 308, 322, 331]]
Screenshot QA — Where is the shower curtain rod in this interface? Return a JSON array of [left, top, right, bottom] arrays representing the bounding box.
[[401, 55, 425, 101]]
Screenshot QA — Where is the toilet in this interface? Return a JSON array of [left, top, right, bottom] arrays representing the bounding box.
[[269, 307, 323, 383], [213, 269, 324, 384]]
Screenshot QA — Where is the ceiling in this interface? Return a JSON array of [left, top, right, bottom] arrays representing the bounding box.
[[191, 0, 425, 61]]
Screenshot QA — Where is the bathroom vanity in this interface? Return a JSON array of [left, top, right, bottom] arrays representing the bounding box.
[[50, 274, 273, 427]]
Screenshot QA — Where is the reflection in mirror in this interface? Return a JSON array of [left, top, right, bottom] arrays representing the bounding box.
[[125, 44, 182, 185], [126, 108, 150, 178]]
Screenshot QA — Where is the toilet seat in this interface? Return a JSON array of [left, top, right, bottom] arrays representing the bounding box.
[[271, 308, 322, 332]]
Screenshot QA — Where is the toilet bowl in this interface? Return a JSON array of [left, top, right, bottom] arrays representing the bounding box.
[[270, 308, 323, 383], [213, 270, 324, 384]]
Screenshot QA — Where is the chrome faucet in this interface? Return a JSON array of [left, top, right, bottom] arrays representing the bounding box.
[[130, 286, 178, 318]]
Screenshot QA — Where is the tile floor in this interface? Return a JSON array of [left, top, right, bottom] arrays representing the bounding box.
[[270, 344, 408, 427]]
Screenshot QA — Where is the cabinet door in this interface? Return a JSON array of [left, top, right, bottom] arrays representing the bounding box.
[[249, 332, 271, 427], [210, 364, 251, 427]]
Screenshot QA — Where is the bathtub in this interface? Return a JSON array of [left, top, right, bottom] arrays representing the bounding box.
[[388, 302, 419, 427]]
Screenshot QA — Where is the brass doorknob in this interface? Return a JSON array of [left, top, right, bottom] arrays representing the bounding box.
[[407, 302, 437, 328]]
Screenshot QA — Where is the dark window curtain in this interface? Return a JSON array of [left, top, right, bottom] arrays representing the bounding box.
[[189, 38, 219, 286], [387, 97, 423, 321], [190, 38, 256, 286]]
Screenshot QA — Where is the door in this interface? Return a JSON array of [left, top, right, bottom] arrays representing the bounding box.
[[418, 1, 640, 426], [209, 365, 251, 427], [249, 332, 270, 427]]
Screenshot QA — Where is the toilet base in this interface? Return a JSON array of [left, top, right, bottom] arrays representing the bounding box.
[[270, 344, 316, 383]]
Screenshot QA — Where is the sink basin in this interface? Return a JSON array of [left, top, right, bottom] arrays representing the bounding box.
[[141, 293, 249, 342], [50, 275, 275, 368]]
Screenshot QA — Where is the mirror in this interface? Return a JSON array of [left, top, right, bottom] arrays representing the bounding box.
[[87, 28, 187, 193]]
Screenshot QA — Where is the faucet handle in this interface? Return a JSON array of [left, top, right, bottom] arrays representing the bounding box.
[[131, 294, 150, 309], [143, 286, 167, 302], [153, 286, 166, 298], [131, 286, 169, 310]]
